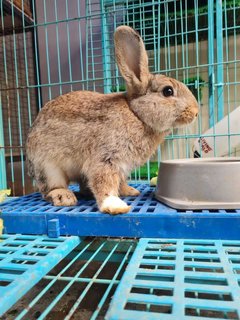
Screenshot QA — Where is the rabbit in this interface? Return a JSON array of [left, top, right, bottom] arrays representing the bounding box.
[[26, 25, 199, 215]]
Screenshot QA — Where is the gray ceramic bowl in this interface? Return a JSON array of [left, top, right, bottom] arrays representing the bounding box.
[[155, 157, 240, 209]]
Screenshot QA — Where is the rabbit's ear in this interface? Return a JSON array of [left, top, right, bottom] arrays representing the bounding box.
[[114, 26, 150, 96]]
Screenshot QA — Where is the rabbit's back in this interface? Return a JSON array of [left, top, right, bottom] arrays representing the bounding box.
[[27, 91, 127, 157], [31, 91, 125, 125]]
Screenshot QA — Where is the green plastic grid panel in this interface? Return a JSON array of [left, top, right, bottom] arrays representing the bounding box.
[[0, 234, 81, 317], [106, 238, 240, 320]]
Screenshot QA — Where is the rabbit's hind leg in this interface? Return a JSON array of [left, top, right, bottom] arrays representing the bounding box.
[[35, 162, 77, 207], [88, 165, 130, 214], [119, 181, 140, 197], [78, 175, 94, 199]]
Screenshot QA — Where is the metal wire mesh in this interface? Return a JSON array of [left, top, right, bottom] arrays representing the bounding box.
[[1, 0, 240, 195]]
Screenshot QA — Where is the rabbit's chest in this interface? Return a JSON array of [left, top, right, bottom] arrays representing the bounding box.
[[131, 132, 163, 159]]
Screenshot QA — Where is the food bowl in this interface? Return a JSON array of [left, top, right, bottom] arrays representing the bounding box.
[[155, 157, 240, 209]]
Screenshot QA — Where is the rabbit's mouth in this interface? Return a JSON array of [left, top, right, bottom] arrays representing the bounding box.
[[174, 107, 198, 127], [174, 116, 196, 127]]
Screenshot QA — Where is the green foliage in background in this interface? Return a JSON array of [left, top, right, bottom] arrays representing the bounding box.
[[124, 0, 240, 49], [131, 162, 159, 180], [111, 85, 126, 92]]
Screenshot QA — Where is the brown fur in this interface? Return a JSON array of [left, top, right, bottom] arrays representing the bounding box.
[[26, 26, 199, 214]]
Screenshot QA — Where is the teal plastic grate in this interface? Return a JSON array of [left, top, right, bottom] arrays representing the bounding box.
[[2, 237, 136, 319], [0, 234, 80, 316], [106, 238, 240, 320]]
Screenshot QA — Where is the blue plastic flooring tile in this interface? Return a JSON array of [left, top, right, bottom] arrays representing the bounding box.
[[0, 234, 81, 316], [1, 184, 240, 239], [106, 238, 240, 320]]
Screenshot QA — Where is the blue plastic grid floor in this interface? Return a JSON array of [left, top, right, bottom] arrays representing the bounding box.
[[0, 234, 80, 316], [1, 184, 240, 239], [106, 238, 240, 320]]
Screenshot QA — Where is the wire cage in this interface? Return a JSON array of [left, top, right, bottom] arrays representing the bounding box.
[[1, 2, 240, 319], [1, 0, 240, 196]]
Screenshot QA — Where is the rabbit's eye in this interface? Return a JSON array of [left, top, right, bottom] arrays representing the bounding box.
[[162, 86, 174, 97]]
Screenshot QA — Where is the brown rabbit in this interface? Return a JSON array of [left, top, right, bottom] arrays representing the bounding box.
[[26, 26, 199, 214]]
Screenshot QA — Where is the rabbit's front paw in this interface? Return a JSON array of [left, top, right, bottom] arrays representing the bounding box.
[[46, 189, 77, 206], [100, 196, 130, 215]]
